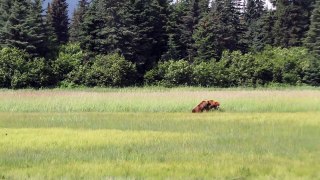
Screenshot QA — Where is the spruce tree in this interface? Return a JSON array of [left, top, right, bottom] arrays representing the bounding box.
[[45, 3, 59, 58], [250, 10, 275, 51], [195, 0, 242, 59], [193, 13, 219, 60], [25, 0, 51, 57], [80, 0, 127, 54], [70, 0, 89, 42], [274, 0, 315, 47], [125, 0, 169, 73], [163, 1, 189, 60], [305, 0, 320, 57], [244, 0, 266, 51], [48, 0, 69, 45], [179, 0, 203, 61], [1, 0, 31, 51], [0, 0, 14, 46]]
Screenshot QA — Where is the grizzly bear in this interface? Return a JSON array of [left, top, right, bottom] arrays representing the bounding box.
[[192, 101, 209, 113], [192, 100, 220, 113], [206, 100, 220, 110]]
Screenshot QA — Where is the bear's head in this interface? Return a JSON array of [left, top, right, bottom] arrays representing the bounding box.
[[207, 100, 220, 110]]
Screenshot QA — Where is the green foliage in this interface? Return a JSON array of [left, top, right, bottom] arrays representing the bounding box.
[[69, 0, 89, 43], [85, 53, 138, 87], [53, 43, 83, 83], [305, 0, 320, 57], [26, 57, 52, 88], [0, 47, 52, 88], [145, 60, 193, 87], [146, 47, 315, 87], [273, 0, 314, 47], [220, 51, 257, 86], [0, 48, 29, 88], [48, 0, 69, 45], [302, 56, 320, 86]]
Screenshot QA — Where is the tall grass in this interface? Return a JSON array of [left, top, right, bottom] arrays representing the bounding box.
[[0, 88, 319, 112], [0, 112, 319, 179], [0, 88, 319, 179]]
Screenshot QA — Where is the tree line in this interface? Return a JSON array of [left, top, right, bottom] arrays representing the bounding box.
[[0, 0, 319, 88]]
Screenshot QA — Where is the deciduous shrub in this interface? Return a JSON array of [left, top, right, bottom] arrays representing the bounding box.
[[145, 47, 316, 87], [86, 53, 138, 87], [0, 48, 29, 88], [0, 48, 52, 88], [53, 43, 84, 83], [145, 60, 193, 87]]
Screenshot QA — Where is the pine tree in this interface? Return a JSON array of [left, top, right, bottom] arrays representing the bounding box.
[[162, 1, 188, 60], [125, 0, 169, 73], [48, 0, 69, 45], [250, 10, 275, 51], [1, 0, 31, 51], [244, 0, 266, 51], [194, 0, 241, 60], [25, 0, 51, 57], [305, 0, 320, 57], [80, 0, 127, 54], [45, 2, 59, 58], [0, 0, 55, 58], [70, 0, 89, 42], [179, 0, 203, 61], [274, 0, 315, 47], [193, 13, 219, 60], [0, 0, 14, 46]]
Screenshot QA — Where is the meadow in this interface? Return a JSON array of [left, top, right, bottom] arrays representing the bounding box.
[[0, 88, 319, 179]]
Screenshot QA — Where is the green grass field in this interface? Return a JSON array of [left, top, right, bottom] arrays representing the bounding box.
[[0, 88, 319, 179]]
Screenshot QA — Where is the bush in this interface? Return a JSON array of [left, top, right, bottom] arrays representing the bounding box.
[[302, 56, 320, 86], [0, 48, 29, 88], [27, 58, 53, 88], [145, 60, 193, 87], [53, 43, 84, 83], [254, 47, 308, 85], [0, 48, 52, 88], [86, 53, 138, 87]]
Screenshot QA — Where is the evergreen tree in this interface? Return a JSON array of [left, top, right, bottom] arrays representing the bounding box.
[[80, 0, 127, 54], [274, 0, 315, 47], [0, 0, 14, 46], [193, 13, 219, 60], [250, 10, 275, 51], [0, 0, 55, 58], [125, 0, 169, 73], [244, 0, 266, 51], [25, 0, 51, 57], [48, 0, 69, 45], [0, 0, 30, 50], [194, 0, 243, 59], [305, 0, 320, 57], [70, 0, 89, 42], [162, 1, 188, 60], [45, 2, 59, 58], [179, 0, 203, 61]]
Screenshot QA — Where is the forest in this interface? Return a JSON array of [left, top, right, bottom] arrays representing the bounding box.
[[0, 0, 319, 88]]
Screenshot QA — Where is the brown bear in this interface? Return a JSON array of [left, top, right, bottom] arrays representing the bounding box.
[[192, 100, 209, 113], [206, 100, 220, 110], [192, 100, 220, 113]]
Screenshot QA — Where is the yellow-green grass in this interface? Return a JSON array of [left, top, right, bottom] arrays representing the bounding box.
[[0, 88, 319, 112], [0, 112, 319, 179], [0, 88, 319, 179]]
